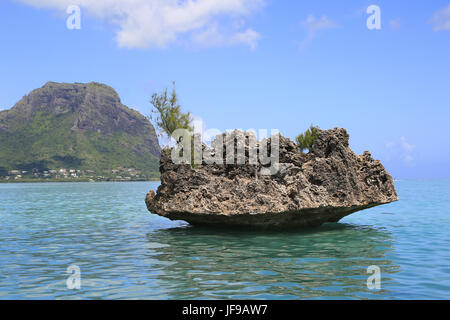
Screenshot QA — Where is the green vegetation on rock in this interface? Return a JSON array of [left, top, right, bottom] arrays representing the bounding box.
[[149, 82, 193, 138], [295, 125, 319, 153]]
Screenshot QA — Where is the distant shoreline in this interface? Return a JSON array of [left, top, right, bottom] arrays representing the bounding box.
[[0, 178, 160, 183]]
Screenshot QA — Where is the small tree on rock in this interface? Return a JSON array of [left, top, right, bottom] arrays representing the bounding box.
[[149, 82, 193, 142], [296, 125, 319, 153]]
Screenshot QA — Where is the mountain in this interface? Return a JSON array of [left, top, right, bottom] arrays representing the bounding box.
[[0, 82, 160, 178]]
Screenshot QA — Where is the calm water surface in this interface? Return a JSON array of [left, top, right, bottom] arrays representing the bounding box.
[[0, 180, 449, 299]]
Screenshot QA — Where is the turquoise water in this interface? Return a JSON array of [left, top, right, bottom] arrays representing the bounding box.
[[0, 180, 449, 299]]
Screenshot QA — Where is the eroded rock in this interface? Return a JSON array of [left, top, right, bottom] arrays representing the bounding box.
[[145, 128, 398, 229]]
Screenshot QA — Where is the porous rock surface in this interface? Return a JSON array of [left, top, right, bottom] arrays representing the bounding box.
[[146, 128, 398, 229]]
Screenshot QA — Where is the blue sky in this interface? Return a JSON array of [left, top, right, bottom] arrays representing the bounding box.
[[0, 0, 449, 179]]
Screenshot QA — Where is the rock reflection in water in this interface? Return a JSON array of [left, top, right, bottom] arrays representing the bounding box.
[[145, 223, 399, 299]]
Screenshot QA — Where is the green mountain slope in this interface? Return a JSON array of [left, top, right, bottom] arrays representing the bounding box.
[[0, 82, 160, 178]]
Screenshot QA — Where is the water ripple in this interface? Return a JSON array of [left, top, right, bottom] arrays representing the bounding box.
[[0, 180, 449, 299]]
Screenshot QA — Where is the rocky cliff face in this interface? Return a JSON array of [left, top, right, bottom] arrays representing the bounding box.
[[0, 82, 160, 175], [146, 128, 398, 229]]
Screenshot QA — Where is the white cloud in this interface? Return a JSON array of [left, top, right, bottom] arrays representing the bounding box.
[[299, 14, 338, 50], [400, 136, 415, 153], [431, 4, 450, 31], [192, 115, 206, 135], [385, 136, 415, 165], [400, 136, 415, 164], [389, 19, 401, 30], [191, 23, 261, 49], [17, 0, 264, 49]]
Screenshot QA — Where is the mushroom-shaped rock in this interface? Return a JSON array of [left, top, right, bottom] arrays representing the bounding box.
[[145, 128, 397, 229]]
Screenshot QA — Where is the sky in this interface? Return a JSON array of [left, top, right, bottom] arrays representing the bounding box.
[[0, 0, 449, 179]]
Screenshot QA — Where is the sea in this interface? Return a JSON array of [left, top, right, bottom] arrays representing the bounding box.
[[0, 180, 449, 299]]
